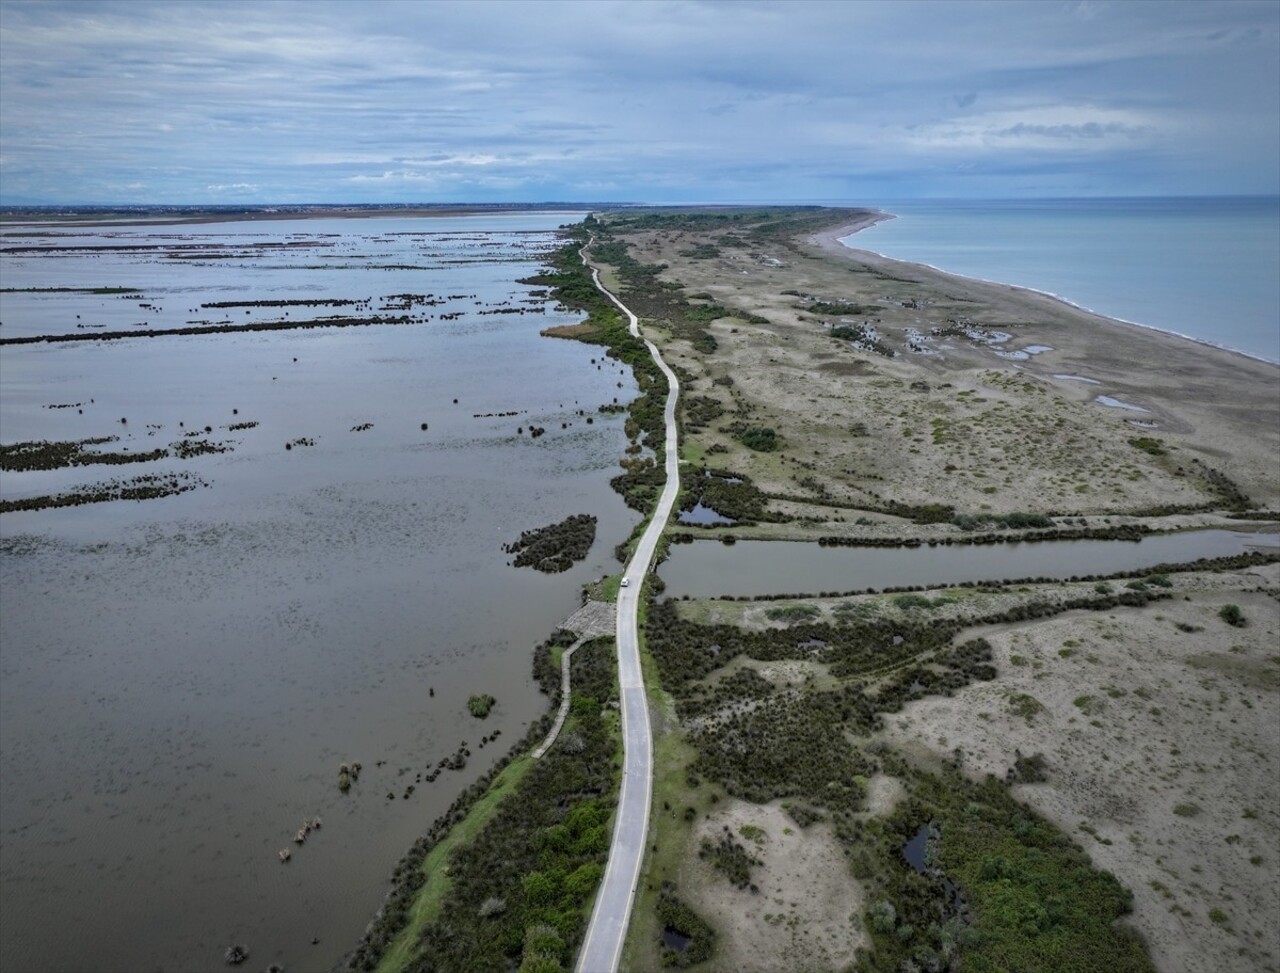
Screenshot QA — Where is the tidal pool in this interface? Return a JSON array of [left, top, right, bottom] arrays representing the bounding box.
[[0, 213, 635, 972]]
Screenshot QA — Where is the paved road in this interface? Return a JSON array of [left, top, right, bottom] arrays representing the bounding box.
[[576, 245, 682, 973]]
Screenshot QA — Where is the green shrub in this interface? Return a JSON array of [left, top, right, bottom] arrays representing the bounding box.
[[1008, 693, 1045, 722], [765, 603, 820, 622], [737, 427, 779, 452], [468, 693, 496, 718], [1219, 604, 1247, 627], [1128, 437, 1166, 456]]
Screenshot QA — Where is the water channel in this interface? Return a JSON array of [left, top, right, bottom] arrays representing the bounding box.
[[659, 530, 1278, 599]]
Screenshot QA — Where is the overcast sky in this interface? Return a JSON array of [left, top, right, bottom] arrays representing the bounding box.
[[1, 0, 1277, 204]]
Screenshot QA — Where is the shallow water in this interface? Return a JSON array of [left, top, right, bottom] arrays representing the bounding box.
[[658, 531, 1278, 599], [902, 824, 930, 873], [677, 502, 737, 526], [0, 214, 638, 972]]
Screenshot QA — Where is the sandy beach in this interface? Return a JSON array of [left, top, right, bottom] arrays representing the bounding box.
[[599, 207, 1278, 525]]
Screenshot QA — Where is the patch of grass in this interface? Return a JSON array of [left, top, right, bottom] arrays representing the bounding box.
[[739, 824, 766, 845], [764, 603, 820, 622], [1073, 694, 1103, 716], [1007, 692, 1045, 723], [1128, 437, 1166, 456]]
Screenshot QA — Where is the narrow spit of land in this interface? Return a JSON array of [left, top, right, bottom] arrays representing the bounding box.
[[572, 207, 1276, 973], [576, 239, 682, 973], [337, 207, 1275, 973]]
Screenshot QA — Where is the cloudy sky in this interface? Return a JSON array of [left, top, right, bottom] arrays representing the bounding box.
[[1, 0, 1276, 204]]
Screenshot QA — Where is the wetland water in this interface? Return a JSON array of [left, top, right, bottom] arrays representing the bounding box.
[[0, 213, 637, 972], [659, 531, 1278, 599]]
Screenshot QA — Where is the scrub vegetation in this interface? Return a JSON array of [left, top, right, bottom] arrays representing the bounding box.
[[504, 514, 598, 573], [627, 579, 1189, 971], [574, 208, 1277, 973], [346, 635, 619, 973]]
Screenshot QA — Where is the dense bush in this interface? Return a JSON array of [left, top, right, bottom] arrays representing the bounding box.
[[699, 831, 759, 889], [856, 770, 1154, 973], [406, 641, 619, 972], [655, 890, 716, 967], [679, 469, 779, 525], [1219, 604, 1247, 627], [736, 427, 779, 452], [504, 514, 598, 573]]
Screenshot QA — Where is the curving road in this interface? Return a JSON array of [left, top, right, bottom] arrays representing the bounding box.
[[576, 243, 681, 973]]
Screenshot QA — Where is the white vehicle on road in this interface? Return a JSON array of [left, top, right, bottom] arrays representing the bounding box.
[[619, 577, 630, 587]]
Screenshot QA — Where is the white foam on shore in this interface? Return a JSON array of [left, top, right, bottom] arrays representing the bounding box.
[[836, 230, 1279, 366]]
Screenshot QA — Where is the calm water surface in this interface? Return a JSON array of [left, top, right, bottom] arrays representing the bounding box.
[[844, 197, 1280, 363], [0, 213, 637, 972], [660, 531, 1278, 599]]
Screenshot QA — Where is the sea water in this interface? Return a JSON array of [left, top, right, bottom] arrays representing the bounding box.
[[842, 197, 1280, 363]]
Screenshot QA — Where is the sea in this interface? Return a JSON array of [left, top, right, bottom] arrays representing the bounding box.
[[841, 196, 1280, 363]]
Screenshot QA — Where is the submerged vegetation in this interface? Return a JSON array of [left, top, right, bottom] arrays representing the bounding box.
[[0, 436, 166, 471], [504, 514, 598, 573], [346, 636, 619, 973], [0, 471, 206, 513]]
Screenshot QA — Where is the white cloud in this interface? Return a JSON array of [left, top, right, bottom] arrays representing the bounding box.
[[347, 171, 440, 184], [900, 106, 1165, 153], [0, 0, 1273, 201]]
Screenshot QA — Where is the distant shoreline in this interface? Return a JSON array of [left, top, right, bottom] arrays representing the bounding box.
[[818, 216, 1280, 368], [0, 203, 601, 229]]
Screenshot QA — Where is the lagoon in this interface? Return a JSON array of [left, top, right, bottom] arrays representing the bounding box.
[[0, 213, 631, 972]]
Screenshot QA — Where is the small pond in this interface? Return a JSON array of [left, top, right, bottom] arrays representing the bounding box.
[[677, 502, 738, 527], [903, 824, 930, 873], [661, 927, 692, 952]]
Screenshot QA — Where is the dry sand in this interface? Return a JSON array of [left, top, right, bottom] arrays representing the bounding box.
[[678, 798, 866, 973]]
